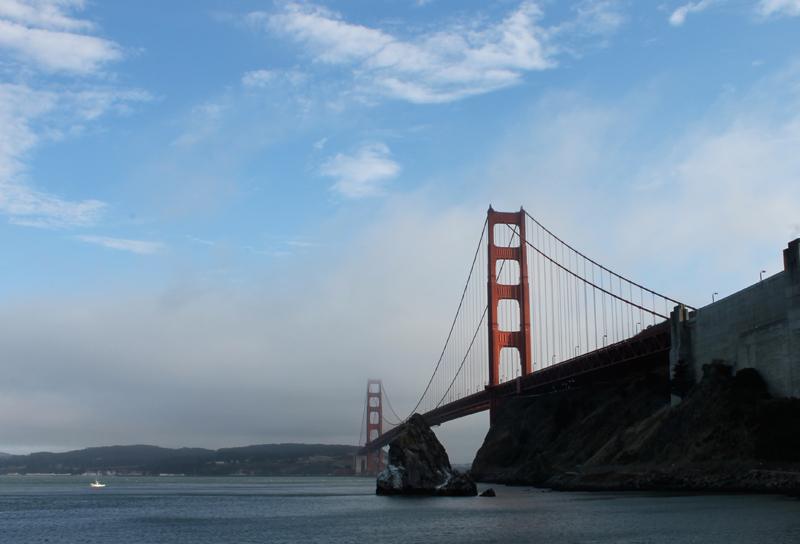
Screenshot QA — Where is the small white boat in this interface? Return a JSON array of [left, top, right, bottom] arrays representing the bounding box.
[[90, 479, 105, 488]]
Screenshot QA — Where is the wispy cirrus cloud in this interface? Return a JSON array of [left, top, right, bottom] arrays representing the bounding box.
[[241, 69, 277, 88], [669, 0, 722, 26], [75, 235, 165, 254], [247, 1, 624, 103], [669, 0, 800, 25], [0, 83, 150, 228], [0, 184, 106, 228], [241, 68, 308, 89], [320, 143, 400, 198], [759, 0, 800, 16], [0, 83, 106, 228]]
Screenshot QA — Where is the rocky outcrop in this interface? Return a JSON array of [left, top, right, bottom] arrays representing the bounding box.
[[472, 361, 800, 492], [376, 414, 477, 496]]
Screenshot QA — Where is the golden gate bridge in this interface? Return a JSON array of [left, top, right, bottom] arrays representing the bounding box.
[[357, 207, 694, 473]]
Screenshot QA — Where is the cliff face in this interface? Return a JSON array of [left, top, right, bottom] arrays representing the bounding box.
[[471, 362, 800, 491], [471, 363, 670, 485]]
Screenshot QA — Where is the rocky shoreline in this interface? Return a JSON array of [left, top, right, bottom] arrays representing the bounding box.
[[544, 468, 800, 494]]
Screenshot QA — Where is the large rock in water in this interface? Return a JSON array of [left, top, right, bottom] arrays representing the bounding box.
[[376, 413, 477, 496]]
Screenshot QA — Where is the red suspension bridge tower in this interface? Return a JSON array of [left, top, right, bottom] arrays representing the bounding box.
[[487, 207, 532, 421], [364, 379, 383, 473]]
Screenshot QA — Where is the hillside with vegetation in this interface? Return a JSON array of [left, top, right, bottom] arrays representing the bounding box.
[[0, 444, 358, 477]]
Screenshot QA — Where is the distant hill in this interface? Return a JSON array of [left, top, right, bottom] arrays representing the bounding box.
[[0, 444, 358, 476], [0, 452, 10, 458]]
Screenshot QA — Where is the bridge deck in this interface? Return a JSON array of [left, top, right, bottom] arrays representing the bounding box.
[[359, 323, 670, 454]]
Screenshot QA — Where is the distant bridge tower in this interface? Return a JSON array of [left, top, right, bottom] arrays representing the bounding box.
[[365, 379, 383, 473], [487, 207, 532, 421]]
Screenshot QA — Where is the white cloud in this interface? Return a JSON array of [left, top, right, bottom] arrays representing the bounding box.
[[75, 235, 165, 254], [669, 0, 720, 26], [0, 84, 52, 177], [670, 0, 800, 25], [320, 143, 400, 198], [561, 0, 627, 38], [1, 184, 106, 228], [0, 0, 93, 31], [66, 88, 152, 120], [0, 1, 121, 74], [759, 0, 800, 16], [254, 1, 623, 103], [241, 68, 308, 90], [242, 69, 277, 88], [254, 2, 393, 64]]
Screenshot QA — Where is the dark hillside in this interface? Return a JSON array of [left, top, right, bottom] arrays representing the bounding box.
[[217, 443, 356, 461], [23, 445, 213, 472], [0, 443, 358, 476]]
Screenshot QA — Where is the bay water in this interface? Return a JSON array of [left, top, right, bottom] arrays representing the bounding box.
[[1, 476, 799, 543]]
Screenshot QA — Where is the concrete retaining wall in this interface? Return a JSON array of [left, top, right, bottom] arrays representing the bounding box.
[[670, 239, 800, 399]]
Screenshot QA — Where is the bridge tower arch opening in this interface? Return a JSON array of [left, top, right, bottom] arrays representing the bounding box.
[[487, 207, 532, 421]]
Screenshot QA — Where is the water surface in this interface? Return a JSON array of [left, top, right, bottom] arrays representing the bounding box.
[[1, 476, 798, 543]]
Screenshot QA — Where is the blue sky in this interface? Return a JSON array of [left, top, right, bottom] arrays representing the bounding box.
[[1, 0, 799, 460]]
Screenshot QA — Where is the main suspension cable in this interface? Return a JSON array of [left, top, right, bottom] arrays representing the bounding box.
[[524, 238, 669, 319], [524, 211, 693, 311], [382, 386, 403, 424]]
